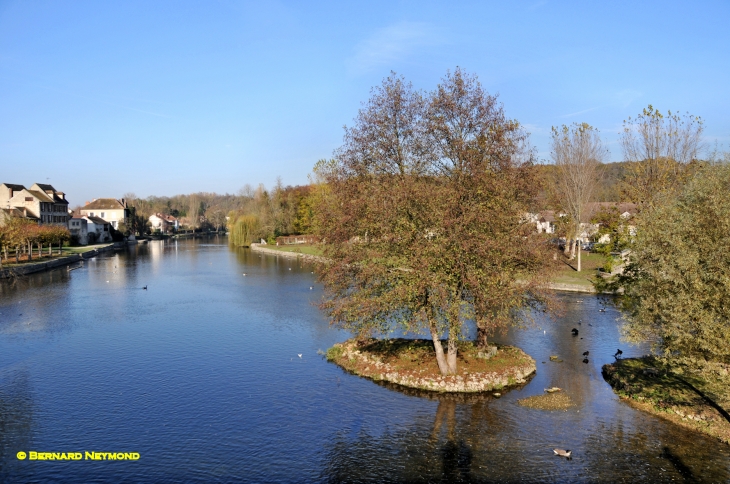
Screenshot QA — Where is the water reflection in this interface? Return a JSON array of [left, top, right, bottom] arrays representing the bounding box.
[[0, 368, 34, 481], [321, 385, 730, 483], [0, 239, 728, 483]]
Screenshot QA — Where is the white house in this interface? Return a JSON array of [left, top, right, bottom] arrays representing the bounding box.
[[68, 217, 89, 245], [149, 213, 179, 233], [82, 215, 112, 243], [79, 198, 130, 230]]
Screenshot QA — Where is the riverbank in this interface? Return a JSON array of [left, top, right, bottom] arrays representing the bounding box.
[[0, 241, 131, 279], [250, 243, 326, 262], [326, 338, 536, 393], [602, 357, 730, 444]]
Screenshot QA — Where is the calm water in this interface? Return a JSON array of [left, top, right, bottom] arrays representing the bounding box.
[[0, 238, 728, 483]]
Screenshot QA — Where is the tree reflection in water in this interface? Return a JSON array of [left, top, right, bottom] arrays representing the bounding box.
[[320, 384, 517, 483], [320, 379, 730, 483]]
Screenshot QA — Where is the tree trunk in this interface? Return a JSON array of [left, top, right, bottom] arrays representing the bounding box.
[[476, 322, 489, 349], [446, 334, 457, 374], [563, 239, 570, 256], [48, 245, 52, 256], [27, 242, 32, 261], [577, 240, 581, 272], [58, 241, 62, 255], [429, 321, 449, 376]]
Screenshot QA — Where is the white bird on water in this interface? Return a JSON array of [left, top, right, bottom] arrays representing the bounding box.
[[553, 448, 572, 458], [298, 354, 302, 358]]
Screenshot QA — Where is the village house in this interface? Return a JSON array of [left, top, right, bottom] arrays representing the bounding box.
[[148, 213, 179, 234], [0, 207, 38, 226], [81, 215, 112, 243], [529, 210, 557, 234], [0, 182, 70, 225], [528, 202, 637, 243], [79, 198, 130, 230], [68, 217, 89, 245]]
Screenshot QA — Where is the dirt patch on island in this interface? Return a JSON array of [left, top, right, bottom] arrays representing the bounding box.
[[326, 338, 536, 393]]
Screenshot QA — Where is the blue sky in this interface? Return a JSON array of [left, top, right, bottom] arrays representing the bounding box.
[[1, 0, 729, 205]]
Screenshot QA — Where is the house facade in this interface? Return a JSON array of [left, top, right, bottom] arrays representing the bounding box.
[[68, 217, 89, 245], [82, 216, 112, 243], [149, 213, 179, 233], [79, 198, 130, 230], [0, 183, 70, 225], [528, 202, 638, 242]]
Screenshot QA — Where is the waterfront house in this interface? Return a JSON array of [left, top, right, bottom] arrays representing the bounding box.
[[68, 217, 89, 245], [82, 216, 112, 243], [0, 182, 70, 225], [79, 198, 130, 230], [149, 213, 179, 234], [0, 207, 38, 226]]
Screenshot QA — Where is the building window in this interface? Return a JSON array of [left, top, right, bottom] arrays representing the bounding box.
[[25, 197, 33, 201], [100, 212, 105, 218]]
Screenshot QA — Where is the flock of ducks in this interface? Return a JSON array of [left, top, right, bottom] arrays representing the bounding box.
[[549, 303, 623, 459]]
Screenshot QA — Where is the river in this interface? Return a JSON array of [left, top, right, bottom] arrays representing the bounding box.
[[0, 238, 728, 483]]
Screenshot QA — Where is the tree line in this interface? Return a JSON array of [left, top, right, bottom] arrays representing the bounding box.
[[310, 68, 727, 378], [122, 180, 315, 242], [0, 217, 70, 268]]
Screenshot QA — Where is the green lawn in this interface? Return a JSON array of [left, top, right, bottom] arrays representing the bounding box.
[[62, 244, 113, 254], [263, 244, 323, 256], [1, 243, 113, 268], [552, 251, 605, 288], [258, 244, 606, 289]]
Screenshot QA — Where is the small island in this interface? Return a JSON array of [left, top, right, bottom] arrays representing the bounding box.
[[603, 357, 730, 444], [326, 338, 535, 393]]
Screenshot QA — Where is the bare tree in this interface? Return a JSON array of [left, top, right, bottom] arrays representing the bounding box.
[[550, 123, 607, 271], [187, 194, 200, 230], [620, 105, 704, 208]]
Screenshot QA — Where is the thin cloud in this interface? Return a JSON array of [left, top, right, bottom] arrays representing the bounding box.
[[347, 22, 442, 75], [559, 106, 605, 119]]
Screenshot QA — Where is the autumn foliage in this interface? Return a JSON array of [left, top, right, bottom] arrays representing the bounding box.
[[315, 69, 556, 375], [0, 217, 70, 267]]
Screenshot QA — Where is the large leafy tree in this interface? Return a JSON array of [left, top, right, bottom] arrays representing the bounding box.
[[315, 70, 555, 375], [609, 162, 730, 365]]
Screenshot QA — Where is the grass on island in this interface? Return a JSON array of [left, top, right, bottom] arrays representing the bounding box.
[[517, 392, 575, 411], [603, 357, 730, 444], [326, 338, 532, 379], [262, 244, 323, 256]]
